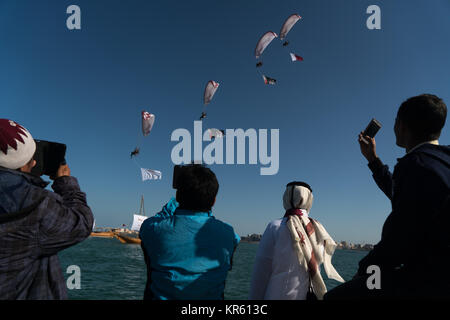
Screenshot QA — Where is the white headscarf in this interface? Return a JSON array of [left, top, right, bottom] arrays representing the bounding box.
[[283, 184, 314, 212], [283, 182, 344, 299]]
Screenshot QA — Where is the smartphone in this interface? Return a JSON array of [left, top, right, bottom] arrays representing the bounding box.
[[363, 118, 382, 138], [31, 140, 67, 177]]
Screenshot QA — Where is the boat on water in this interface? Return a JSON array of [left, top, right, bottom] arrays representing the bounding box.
[[90, 221, 115, 238], [90, 231, 115, 238], [114, 195, 148, 245], [114, 232, 141, 244]]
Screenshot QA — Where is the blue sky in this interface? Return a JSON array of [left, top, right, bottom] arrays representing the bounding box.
[[1, 0, 449, 243]]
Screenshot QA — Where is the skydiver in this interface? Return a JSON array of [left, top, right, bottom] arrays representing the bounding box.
[[130, 147, 140, 158], [282, 41, 289, 47], [199, 112, 207, 120], [256, 62, 263, 68]]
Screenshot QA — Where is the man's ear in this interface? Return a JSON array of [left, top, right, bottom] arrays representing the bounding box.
[[19, 159, 36, 173], [395, 117, 408, 148]]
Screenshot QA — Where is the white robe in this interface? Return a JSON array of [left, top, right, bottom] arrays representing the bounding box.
[[249, 217, 315, 300]]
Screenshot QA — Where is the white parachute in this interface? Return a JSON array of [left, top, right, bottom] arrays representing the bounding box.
[[207, 128, 225, 139], [131, 110, 155, 158], [255, 31, 278, 84], [255, 31, 278, 59], [279, 14, 304, 64], [280, 14, 302, 40], [142, 111, 155, 136], [130, 111, 162, 182], [203, 80, 220, 105]]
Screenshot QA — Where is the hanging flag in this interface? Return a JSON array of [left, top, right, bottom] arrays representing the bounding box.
[[141, 168, 162, 181], [290, 52, 304, 62], [131, 214, 148, 231], [262, 75, 277, 85]]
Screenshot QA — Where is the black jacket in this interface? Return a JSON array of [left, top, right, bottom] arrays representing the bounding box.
[[358, 144, 450, 295]]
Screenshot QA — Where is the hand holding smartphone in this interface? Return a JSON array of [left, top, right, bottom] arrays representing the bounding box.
[[361, 118, 382, 144]]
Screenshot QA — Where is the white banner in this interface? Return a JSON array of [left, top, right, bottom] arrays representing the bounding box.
[[141, 168, 162, 181], [131, 214, 148, 231]]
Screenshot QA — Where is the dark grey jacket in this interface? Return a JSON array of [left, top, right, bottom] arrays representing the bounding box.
[[0, 167, 94, 299]]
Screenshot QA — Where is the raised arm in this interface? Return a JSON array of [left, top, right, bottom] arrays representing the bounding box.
[[358, 133, 393, 200], [37, 165, 94, 256], [357, 157, 448, 274]]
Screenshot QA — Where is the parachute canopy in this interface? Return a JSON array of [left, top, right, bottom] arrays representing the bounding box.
[[203, 80, 220, 105], [207, 128, 225, 139], [280, 14, 302, 40], [255, 31, 278, 59], [142, 111, 155, 136]]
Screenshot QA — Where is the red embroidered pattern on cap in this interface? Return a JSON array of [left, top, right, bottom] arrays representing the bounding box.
[[0, 119, 28, 155]]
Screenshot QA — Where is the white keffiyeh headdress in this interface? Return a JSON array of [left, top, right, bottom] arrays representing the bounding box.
[[283, 182, 345, 300]]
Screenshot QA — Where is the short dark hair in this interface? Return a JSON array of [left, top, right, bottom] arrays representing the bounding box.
[[397, 94, 447, 141], [176, 164, 219, 212], [286, 181, 312, 193]]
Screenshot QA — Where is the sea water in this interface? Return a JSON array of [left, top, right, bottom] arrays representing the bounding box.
[[59, 238, 368, 300]]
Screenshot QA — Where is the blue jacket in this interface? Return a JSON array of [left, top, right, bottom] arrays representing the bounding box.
[[0, 167, 94, 299], [139, 198, 240, 300], [358, 144, 450, 294]]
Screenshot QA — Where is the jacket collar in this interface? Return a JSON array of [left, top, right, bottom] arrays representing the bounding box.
[[174, 208, 212, 217], [407, 140, 439, 154], [397, 141, 442, 162], [0, 166, 49, 188]]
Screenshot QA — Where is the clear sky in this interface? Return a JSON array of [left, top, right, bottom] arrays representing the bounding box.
[[1, 0, 449, 244]]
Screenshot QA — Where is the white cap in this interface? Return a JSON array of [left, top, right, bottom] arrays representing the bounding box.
[[0, 119, 36, 170]]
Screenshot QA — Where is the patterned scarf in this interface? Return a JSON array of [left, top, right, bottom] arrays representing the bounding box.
[[284, 208, 345, 299]]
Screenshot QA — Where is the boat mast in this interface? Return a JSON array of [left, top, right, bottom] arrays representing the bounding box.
[[139, 195, 145, 217]]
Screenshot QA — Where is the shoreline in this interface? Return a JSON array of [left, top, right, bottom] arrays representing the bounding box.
[[239, 239, 373, 251]]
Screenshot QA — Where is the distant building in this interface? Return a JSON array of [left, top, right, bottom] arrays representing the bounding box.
[[241, 234, 262, 242], [239, 236, 373, 249], [336, 241, 373, 251]]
